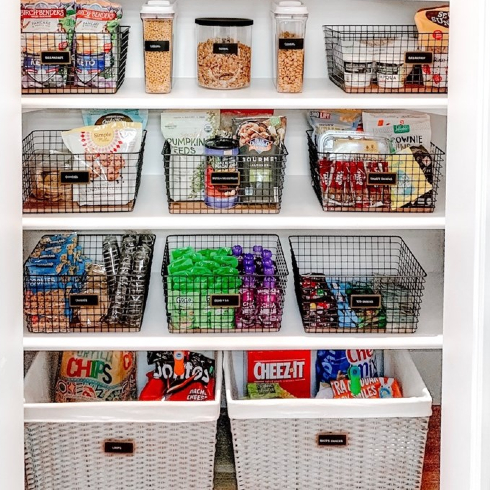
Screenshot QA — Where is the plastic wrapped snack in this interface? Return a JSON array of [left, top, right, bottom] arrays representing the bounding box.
[[82, 109, 149, 129], [247, 382, 295, 399], [316, 377, 402, 399]]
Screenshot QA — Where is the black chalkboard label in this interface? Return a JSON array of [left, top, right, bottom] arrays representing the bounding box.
[[367, 173, 397, 186], [210, 172, 240, 186], [69, 294, 99, 307], [209, 294, 241, 308], [60, 171, 90, 184], [279, 38, 304, 50], [317, 434, 347, 447], [40, 51, 71, 65], [104, 441, 134, 454], [404, 51, 433, 64], [350, 295, 381, 309], [145, 41, 170, 52], [213, 43, 238, 55]]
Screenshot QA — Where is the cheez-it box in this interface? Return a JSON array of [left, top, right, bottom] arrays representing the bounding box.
[[247, 350, 311, 398]]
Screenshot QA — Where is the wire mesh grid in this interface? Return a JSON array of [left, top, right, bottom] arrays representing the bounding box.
[[24, 233, 155, 333], [307, 131, 444, 213], [21, 26, 130, 94], [162, 141, 288, 214], [289, 236, 426, 333], [162, 234, 289, 333], [22, 130, 146, 213], [323, 25, 449, 94]]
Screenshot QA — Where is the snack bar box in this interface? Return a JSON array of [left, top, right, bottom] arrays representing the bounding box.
[[224, 350, 432, 490], [24, 351, 222, 490]]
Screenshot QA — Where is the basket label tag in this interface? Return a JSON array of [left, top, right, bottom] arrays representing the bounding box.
[[279, 38, 304, 50], [210, 172, 240, 186], [404, 51, 433, 64], [350, 294, 381, 309], [367, 172, 397, 186], [317, 434, 347, 446], [213, 43, 238, 55], [104, 441, 134, 454], [145, 40, 170, 52], [209, 294, 240, 308], [69, 294, 99, 307], [40, 51, 71, 65], [59, 170, 91, 184]]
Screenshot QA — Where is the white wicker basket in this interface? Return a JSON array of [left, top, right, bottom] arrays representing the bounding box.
[[24, 351, 222, 490], [224, 350, 432, 490]]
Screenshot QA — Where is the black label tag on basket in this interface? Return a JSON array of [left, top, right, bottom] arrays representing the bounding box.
[[69, 294, 99, 307], [367, 172, 397, 186], [279, 38, 304, 50], [209, 294, 241, 308], [59, 170, 90, 184], [404, 51, 433, 64], [213, 43, 238, 55], [317, 434, 347, 447], [350, 295, 381, 309], [104, 441, 134, 454], [40, 51, 71, 65], [145, 40, 170, 52], [210, 172, 240, 186]]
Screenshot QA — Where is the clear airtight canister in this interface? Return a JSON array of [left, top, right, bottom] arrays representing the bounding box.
[[140, 0, 176, 94], [271, 1, 308, 93]]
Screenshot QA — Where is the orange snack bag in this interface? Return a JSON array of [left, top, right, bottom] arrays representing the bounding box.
[[330, 377, 402, 399]]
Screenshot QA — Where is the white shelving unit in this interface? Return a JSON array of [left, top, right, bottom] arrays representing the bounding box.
[[2, 0, 489, 489]]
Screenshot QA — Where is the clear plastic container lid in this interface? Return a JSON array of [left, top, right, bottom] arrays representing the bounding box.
[[141, 0, 176, 16], [271, 0, 308, 15]]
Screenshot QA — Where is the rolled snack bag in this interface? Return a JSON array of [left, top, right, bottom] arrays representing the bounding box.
[[247, 382, 295, 399], [328, 377, 403, 399]]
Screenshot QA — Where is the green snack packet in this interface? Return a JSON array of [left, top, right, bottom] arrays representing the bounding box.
[[168, 290, 200, 330], [247, 383, 295, 399], [171, 247, 195, 262]]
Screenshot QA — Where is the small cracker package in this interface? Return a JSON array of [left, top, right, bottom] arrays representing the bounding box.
[[55, 351, 137, 402]]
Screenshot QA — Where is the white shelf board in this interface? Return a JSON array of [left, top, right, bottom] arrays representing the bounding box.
[[22, 175, 446, 231], [23, 272, 443, 351], [21, 78, 448, 113]]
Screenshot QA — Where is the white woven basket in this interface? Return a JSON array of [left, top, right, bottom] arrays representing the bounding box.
[[24, 351, 222, 490], [224, 350, 432, 490]]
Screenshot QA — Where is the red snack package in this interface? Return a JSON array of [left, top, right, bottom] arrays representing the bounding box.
[[247, 350, 311, 398], [140, 351, 216, 402], [330, 377, 402, 399], [349, 160, 369, 208], [325, 159, 352, 207]]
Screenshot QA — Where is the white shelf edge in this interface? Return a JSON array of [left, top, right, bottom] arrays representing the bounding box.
[[22, 175, 446, 231]]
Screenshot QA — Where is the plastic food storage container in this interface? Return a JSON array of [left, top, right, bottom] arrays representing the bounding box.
[[195, 18, 253, 90], [271, 0, 308, 93], [140, 0, 176, 94]]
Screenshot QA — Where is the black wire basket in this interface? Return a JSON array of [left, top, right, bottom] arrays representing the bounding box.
[[307, 131, 444, 213], [289, 235, 426, 334], [21, 26, 130, 94], [323, 25, 449, 94], [162, 234, 289, 333], [162, 141, 288, 214], [24, 233, 155, 333], [22, 130, 146, 213]]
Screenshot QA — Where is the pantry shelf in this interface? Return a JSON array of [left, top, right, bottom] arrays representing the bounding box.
[[21, 78, 448, 113], [23, 271, 443, 351], [22, 175, 446, 230]]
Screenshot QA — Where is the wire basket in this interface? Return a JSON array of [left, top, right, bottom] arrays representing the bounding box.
[[307, 131, 444, 213], [289, 235, 426, 333], [323, 25, 449, 94], [22, 130, 146, 213], [21, 26, 130, 94], [24, 233, 155, 333], [162, 141, 288, 214], [162, 234, 289, 333]]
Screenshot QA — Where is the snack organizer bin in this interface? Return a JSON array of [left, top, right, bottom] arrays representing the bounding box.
[[162, 141, 288, 214], [24, 233, 155, 333], [323, 25, 449, 93], [162, 234, 289, 333], [289, 236, 426, 333], [24, 351, 222, 490], [22, 130, 146, 213], [21, 27, 131, 94], [224, 349, 432, 490], [307, 131, 444, 213]]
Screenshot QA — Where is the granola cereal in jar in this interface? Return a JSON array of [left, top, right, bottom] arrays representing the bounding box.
[[140, 0, 176, 94], [195, 18, 253, 90]]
